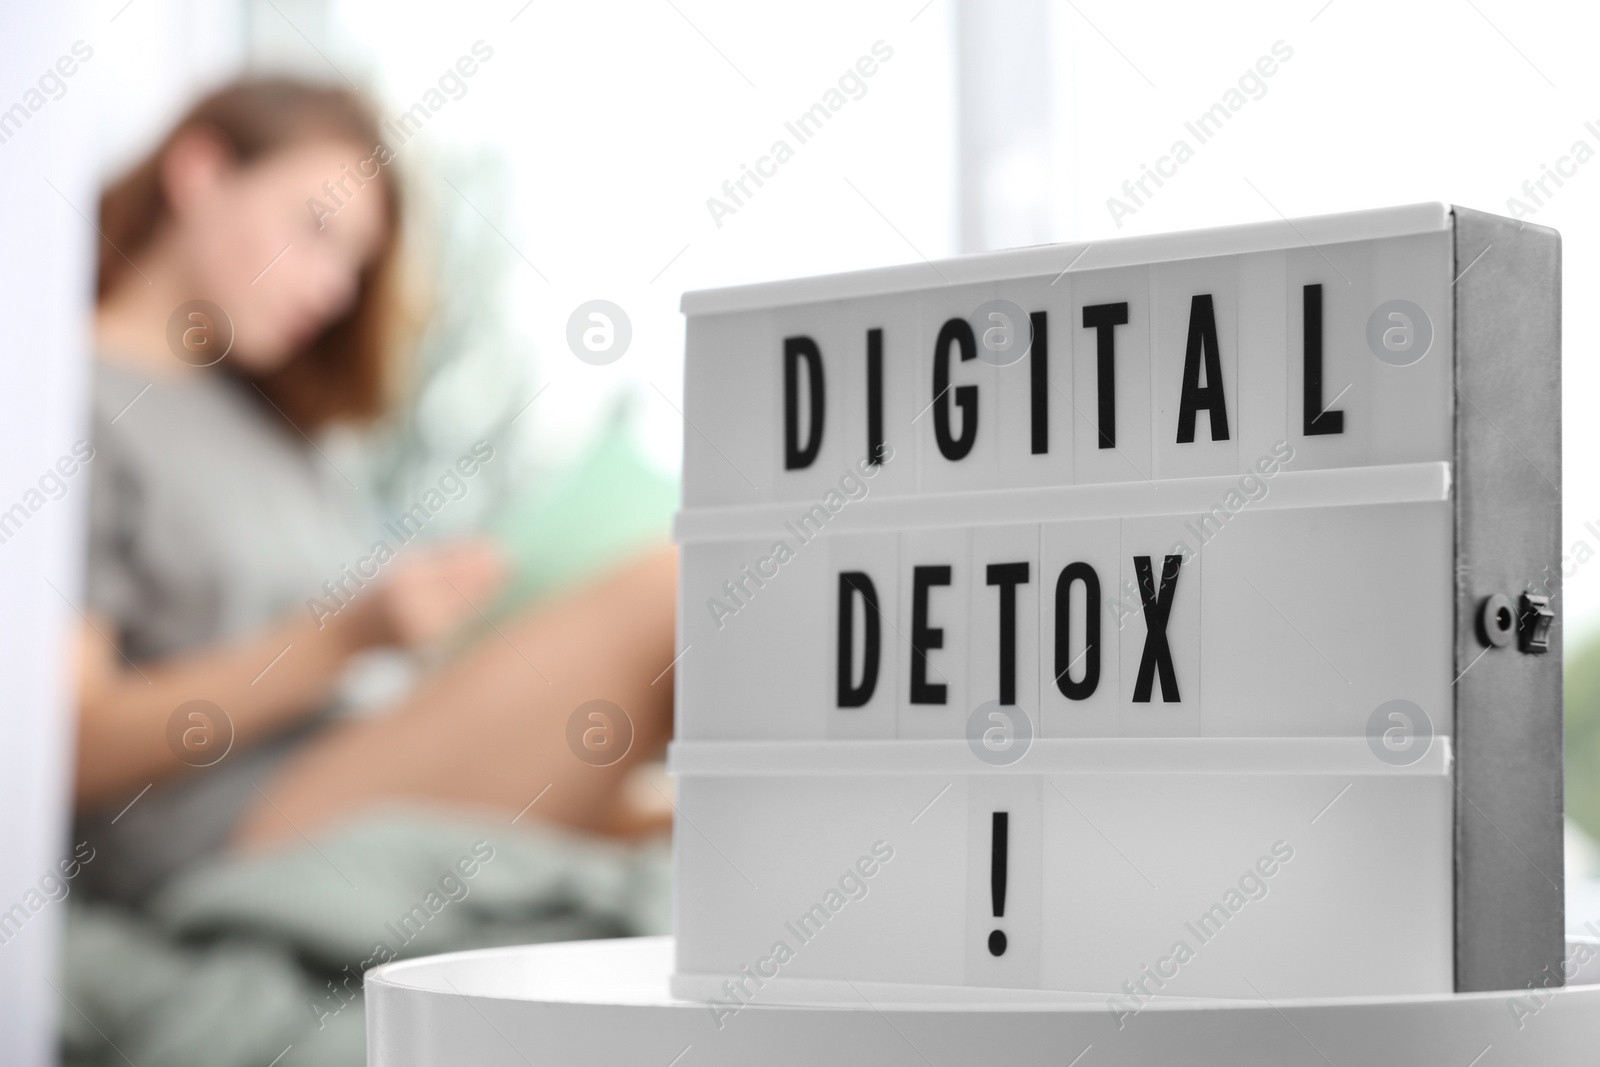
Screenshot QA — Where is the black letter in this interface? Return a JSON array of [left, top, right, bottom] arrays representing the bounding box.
[[784, 335, 825, 469], [932, 318, 978, 461], [1132, 554, 1182, 703], [1082, 302, 1128, 449], [1175, 294, 1230, 444], [1029, 311, 1048, 454], [866, 327, 885, 465], [837, 572, 881, 708], [1302, 283, 1343, 436], [986, 562, 1030, 705], [1053, 562, 1100, 700], [910, 565, 951, 704]]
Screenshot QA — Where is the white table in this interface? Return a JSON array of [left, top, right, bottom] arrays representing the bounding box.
[[367, 936, 1600, 1065]]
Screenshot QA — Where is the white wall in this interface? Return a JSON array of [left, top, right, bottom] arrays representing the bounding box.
[[0, 3, 244, 1061], [0, 5, 94, 1064], [91, 0, 246, 179]]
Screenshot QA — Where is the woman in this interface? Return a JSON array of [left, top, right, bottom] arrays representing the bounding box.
[[78, 78, 676, 903]]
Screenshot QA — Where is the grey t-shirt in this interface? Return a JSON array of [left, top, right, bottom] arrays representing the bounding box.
[[77, 359, 376, 903]]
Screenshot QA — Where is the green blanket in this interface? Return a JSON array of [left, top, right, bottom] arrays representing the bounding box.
[[61, 808, 671, 1067]]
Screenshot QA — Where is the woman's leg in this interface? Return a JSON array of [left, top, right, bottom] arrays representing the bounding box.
[[231, 545, 678, 848]]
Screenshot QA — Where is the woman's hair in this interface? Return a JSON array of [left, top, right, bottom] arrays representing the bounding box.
[[98, 77, 405, 431]]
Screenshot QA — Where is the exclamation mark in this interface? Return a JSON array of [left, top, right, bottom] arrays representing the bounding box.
[[989, 811, 1008, 956]]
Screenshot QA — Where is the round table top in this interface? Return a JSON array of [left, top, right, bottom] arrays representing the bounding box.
[[366, 936, 1600, 1066]]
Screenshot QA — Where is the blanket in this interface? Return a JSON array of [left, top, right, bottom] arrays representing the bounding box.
[[60, 808, 671, 1067]]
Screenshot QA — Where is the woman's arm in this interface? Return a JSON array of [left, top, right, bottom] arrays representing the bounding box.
[[75, 605, 372, 809], [74, 538, 508, 810]]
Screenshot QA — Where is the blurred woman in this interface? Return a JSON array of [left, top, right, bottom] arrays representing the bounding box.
[[78, 79, 675, 903]]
